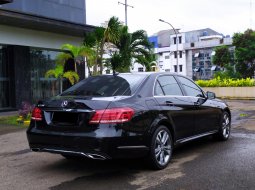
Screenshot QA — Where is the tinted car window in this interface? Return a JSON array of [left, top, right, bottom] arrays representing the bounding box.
[[61, 74, 147, 97], [156, 75, 183, 96], [177, 76, 204, 97]]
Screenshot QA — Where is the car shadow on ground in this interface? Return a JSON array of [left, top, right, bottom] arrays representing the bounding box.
[[40, 135, 231, 190], [41, 135, 223, 173]]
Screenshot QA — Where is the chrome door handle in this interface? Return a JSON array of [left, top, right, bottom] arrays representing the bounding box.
[[165, 101, 174, 106]]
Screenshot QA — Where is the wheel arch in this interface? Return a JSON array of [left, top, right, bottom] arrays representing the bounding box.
[[223, 107, 231, 122], [148, 118, 176, 144]]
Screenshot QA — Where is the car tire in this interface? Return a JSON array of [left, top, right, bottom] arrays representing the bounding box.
[[147, 125, 173, 170], [216, 111, 231, 141]]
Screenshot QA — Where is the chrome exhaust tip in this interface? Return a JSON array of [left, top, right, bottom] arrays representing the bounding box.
[[30, 148, 108, 160]]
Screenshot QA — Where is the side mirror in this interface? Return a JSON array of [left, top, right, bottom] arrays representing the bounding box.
[[206, 91, 216, 99]]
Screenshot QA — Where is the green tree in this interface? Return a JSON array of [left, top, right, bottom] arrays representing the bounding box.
[[233, 29, 255, 78], [98, 16, 122, 74], [83, 27, 105, 75], [110, 26, 154, 72], [61, 44, 95, 77], [45, 53, 79, 93], [212, 45, 231, 67]]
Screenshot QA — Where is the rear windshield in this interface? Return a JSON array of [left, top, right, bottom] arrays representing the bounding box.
[[61, 74, 147, 97]]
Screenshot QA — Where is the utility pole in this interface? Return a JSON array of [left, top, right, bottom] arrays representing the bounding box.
[[118, 0, 134, 26]]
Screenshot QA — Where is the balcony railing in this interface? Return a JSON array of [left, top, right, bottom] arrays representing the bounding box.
[[184, 38, 233, 49]]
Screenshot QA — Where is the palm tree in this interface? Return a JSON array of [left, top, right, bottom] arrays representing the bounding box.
[[61, 44, 96, 77], [45, 53, 79, 93], [98, 16, 122, 74], [83, 27, 105, 75], [110, 26, 154, 72]]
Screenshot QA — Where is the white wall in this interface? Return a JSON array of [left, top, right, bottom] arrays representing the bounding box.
[[0, 25, 83, 49]]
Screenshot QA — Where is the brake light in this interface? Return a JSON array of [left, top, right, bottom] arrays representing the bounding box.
[[31, 107, 43, 121], [89, 107, 134, 124]]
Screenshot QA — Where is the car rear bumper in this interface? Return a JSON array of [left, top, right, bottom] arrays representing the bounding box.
[[26, 128, 149, 159]]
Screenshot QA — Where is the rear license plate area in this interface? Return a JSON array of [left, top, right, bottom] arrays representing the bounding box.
[[52, 112, 79, 126]]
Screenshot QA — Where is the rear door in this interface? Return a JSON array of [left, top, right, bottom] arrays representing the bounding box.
[[154, 75, 196, 140]]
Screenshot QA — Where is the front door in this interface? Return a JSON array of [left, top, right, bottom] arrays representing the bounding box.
[[176, 76, 220, 135]]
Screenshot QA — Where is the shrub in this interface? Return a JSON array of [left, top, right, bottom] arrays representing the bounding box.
[[18, 101, 34, 120], [196, 77, 255, 87]]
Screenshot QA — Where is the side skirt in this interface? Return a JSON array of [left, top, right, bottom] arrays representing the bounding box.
[[175, 130, 218, 145]]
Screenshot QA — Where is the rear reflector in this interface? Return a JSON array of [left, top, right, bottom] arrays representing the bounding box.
[[31, 107, 43, 121], [89, 107, 134, 124]]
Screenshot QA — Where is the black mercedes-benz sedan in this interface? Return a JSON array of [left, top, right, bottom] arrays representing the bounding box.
[[27, 72, 231, 169]]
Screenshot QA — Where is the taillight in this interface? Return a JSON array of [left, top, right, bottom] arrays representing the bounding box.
[[31, 107, 43, 121], [89, 107, 134, 124]]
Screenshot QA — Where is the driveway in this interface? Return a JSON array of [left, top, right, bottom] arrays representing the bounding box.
[[0, 100, 255, 190]]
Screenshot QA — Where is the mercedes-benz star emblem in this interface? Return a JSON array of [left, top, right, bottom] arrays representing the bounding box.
[[61, 100, 68, 107]]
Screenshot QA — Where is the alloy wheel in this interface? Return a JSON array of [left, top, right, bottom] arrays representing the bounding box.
[[222, 113, 230, 138], [154, 129, 172, 166]]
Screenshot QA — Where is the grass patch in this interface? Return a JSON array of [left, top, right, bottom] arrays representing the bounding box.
[[0, 115, 29, 127], [239, 113, 248, 117]]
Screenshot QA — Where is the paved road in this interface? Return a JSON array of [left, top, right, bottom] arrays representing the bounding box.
[[0, 100, 255, 190]]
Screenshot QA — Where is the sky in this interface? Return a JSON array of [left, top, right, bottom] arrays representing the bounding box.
[[86, 0, 255, 36]]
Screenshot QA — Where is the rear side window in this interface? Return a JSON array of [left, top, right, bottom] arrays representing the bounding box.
[[155, 75, 183, 96], [61, 74, 147, 97], [177, 76, 204, 97]]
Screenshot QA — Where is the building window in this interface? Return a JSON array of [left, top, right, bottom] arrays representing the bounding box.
[[173, 37, 177, 44], [194, 52, 199, 58], [199, 61, 204, 66], [200, 53, 204, 59], [179, 51, 182, 58], [138, 67, 144, 72], [174, 51, 177, 58], [179, 36, 182, 44], [30, 49, 62, 103], [179, 65, 183, 72], [165, 55, 170, 59], [0, 45, 11, 109], [174, 65, 177, 72]]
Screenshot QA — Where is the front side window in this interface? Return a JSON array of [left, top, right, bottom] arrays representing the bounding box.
[[61, 74, 147, 97], [177, 76, 204, 97], [155, 75, 183, 96]]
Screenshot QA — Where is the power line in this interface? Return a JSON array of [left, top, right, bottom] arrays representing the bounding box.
[[118, 0, 134, 26]]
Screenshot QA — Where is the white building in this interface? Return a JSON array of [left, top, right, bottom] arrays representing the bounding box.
[[133, 28, 233, 80]]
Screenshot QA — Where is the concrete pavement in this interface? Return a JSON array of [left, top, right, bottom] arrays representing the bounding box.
[[0, 100, 255, 190]]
